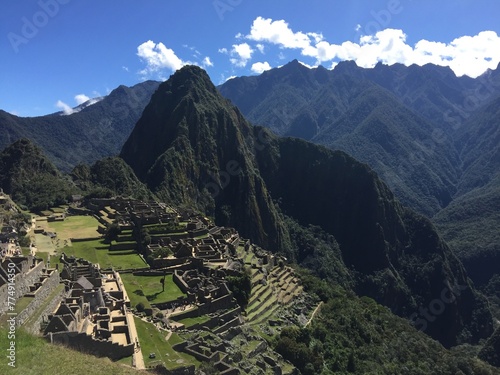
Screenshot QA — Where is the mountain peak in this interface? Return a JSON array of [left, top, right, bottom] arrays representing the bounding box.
[[167, 65, 218, 96]]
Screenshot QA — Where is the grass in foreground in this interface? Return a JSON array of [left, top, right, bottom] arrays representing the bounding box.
[[0, 327, 144, 375]]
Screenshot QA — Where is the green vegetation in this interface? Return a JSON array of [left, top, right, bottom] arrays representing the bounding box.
[[50, 239, 146, 270], [120, 274, 185, 306], [133, 317, 199, 369], [46, 215, 100, 240], [72, 157, 154, 200], [0, 139, 74, 211], [0, 81, 159, 172], [271, 272, 499, 375], [0, 327, 143, 374], [22, 284, 65, 332], [226, 269, 252, 309]]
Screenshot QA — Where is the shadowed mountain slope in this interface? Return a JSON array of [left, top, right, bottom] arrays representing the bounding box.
[[121, 65, 493, 347]]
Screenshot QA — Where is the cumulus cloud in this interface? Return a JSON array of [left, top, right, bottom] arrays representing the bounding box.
[[56, 100, 75, 115], [247, 17, 314, 50], [251, 61, 271, 74], [241, 17, 500, 77], [137, 40, 188, 76], [230, 43, 254, 67], [75, 94, 90, 105]]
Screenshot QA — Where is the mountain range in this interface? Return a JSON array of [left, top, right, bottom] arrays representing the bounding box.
[[1, 62, 499, 369], [218, 60, 500, 289], [120, 65, 493, 348], [0, 80, 159, 172], [219, 59, 500, 216]]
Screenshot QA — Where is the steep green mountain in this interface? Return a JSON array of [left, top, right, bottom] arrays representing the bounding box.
[[432, 95, 500, 288], [121, 66, 493, 347], [71, 157, 154, 200], [0, 80, 159, 172], [433, 175, 500, 285], [121, 66, 289, 252], [0, 139, 74, 211], [454, 94, 500, 196], [219, 60, 500, 216], [278, 273, 500, 374], [311, 84, 460, 216]]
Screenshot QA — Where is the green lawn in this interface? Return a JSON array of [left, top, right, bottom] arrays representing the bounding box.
[[47, 215, 100, 240], [120, 274, 185, 307], [49, 239, 147, 271], [134, 317, 199, 369], [34, 233, 56, 254]]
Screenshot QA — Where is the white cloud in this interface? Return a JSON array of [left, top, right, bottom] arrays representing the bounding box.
[[202, 56, 214, 68], [247, 17, 315, 50], [56, 100, 75, 115], [74, 94, 90, 105], [251, 61, 272, 74], [122, 66, 129, 72], [137, 40, 189, 76], [230, 43, 254, 67], [218, 47, 228, 54], [241, 17, 500, 77]]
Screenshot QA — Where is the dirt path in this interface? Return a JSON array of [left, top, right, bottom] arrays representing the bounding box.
[[305, 302, 323, 327], [127, 312, 145, 370]]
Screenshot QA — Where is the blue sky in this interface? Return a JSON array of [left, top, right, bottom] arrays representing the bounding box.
[[1, 0, 500, 117]]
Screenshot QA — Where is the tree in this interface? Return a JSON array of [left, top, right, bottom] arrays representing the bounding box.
[[105, 222, 121, 242], [136, 302, 145, 312], [226, 269, 252, 308]]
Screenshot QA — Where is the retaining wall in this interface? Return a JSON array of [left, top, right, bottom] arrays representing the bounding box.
[[16, 269, 60, 327]]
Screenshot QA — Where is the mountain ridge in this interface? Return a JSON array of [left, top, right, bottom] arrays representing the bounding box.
[[121, 65, 494, 347]]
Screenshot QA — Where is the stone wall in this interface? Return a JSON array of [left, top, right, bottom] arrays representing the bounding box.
[[0, 258, 44, 315], [47, 331, 134, 360], [16, 269, 60, 327], [24, 286, 66, 335], [109, 242, 136, 251]]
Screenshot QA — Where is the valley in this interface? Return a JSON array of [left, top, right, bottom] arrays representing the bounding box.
[[0, 62, 499, 374]]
